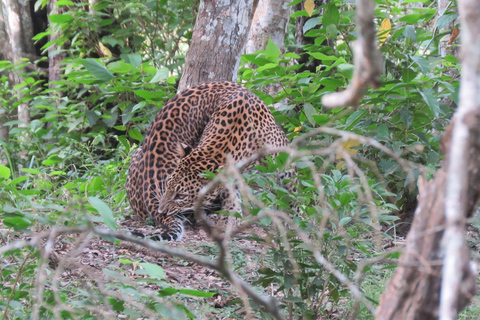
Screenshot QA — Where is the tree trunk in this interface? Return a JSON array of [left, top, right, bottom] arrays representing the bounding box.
[[177, 0, 258, 92], [0, 1, 11, 145], [2, 0, 36, 128], [244, 0, 290, 109], [375, 0, 480, 318], [47, 0, 65, 91], [244, 0, 290, 54], [439, 0, 480, 318], [438, 0, 459, 58]]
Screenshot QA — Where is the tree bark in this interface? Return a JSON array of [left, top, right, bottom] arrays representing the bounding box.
[[440, 0, 480, 318], [244, 0, 290, 109], [244, 0, 290, 54], [375, 0, 480, 318], [0, 1, 11, 144], [438, 0, 459, 58], [2, 0, 36, 128], [47, 0, 65, 91], [177, 0, 257, 92]]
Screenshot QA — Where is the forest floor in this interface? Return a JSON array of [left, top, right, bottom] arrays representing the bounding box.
[[2, 216, 480, 319], [2, 216, 289, 319]]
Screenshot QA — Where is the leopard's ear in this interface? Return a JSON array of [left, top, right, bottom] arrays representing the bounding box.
[[177, 142, 192, 158]]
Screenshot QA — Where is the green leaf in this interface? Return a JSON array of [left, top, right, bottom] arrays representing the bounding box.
[[103, 111, 118, 127], [108, 298, 125, 312], [312, 114, 330, 126], [128, 129, 143, 142], [401, 68, 417, 83], [411, 55, 429, 74], [265, 38, 281, 62], [377, 124, 389, 139], [49, 171, 66, 176], [20, 168, 41, 175], [338, 63, 354, 80], [48, 14, 74, 23], [150, 68, 169, 83], [345, 110, 366, 130], [256, 63, 278, 73], [178, 289, 215, 297], [0, 165, 11, 179], [3, 216, 31, 229], [303, 103, 317, 126], [107, 61, 134, 73], [88, 197, 116, 230], [303, 17, 321, 34], [85, 110, 99, 125], [56, 0, 74, 5], [399, 14, 423, 24], [443, 55, 458, 64], [403, 25, 417, 41], [420, 91, 440, 117], [323, 2, 340, 26], [158, 288, 178, 297], [326, 24, 338, 38], [399, 106, 413, 129], [134, 90, 165, 101], [9, 176, 27, 185], [120, 53, 142, 68], [308, 52, 337, 61], [80, 59, 114, 81], [284, 52, 300, 59], [339, 217, 351, 226], [436, 13, 458, 30], [137, 262, 165, 280]]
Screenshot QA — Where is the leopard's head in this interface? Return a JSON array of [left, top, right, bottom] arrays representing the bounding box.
[[154, 144, 223, 223]]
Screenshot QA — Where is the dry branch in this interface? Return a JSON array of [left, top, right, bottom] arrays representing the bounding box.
[[321, 0, 383, 108]]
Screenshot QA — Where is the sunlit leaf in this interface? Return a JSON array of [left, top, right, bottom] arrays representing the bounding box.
[[0, 165, 10, 179], [304, 0, 315, 17], [48, 14, 74, 23], [378, 18, 391, 45], [265, 38, 281, 62]]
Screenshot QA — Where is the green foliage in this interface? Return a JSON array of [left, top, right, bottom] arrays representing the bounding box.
[[238, 0, 459, 318]]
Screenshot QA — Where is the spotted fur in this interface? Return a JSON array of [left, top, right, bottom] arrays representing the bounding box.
[[126, 82, 292, 240]]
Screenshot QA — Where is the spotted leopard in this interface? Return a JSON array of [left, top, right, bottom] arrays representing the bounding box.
[[126, 82, 293, 241]]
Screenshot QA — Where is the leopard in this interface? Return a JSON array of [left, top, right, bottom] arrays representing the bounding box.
[[126, 81, 294, 241]]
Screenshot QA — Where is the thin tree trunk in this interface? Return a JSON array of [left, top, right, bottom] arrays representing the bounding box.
[[2, 0, 35, 128], [0, 1, 11, 145], [47, 0, 65, 91], [440, 0, 480, 318], [244, 0, 290, 54], [177, 0, 258, 92], [244, 0, 290, 109], [438, 0, 459, 58], [375, 1, 480, 318]]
